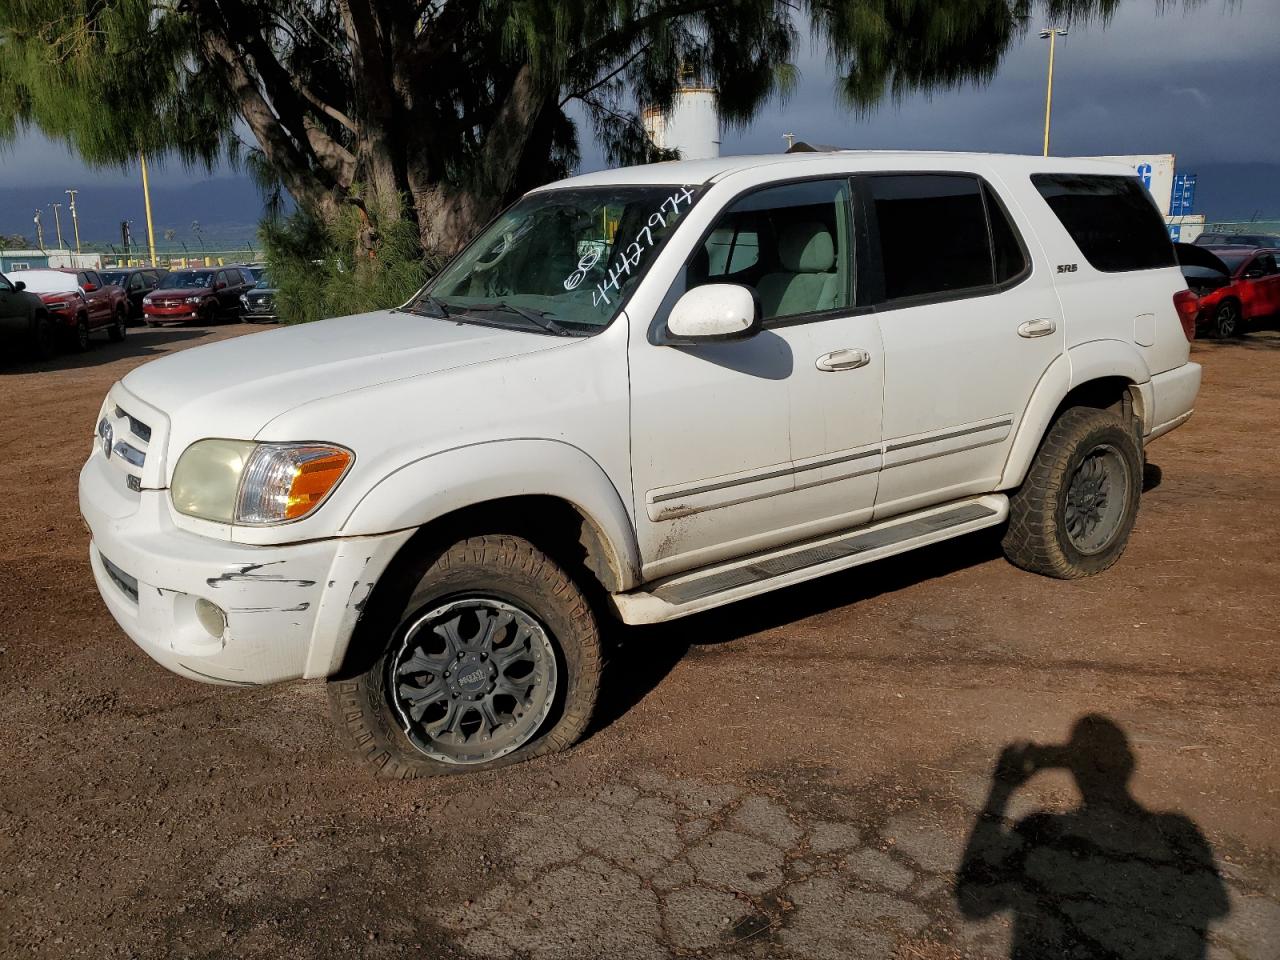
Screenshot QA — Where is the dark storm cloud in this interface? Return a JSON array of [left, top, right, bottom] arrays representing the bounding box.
[[1, 0, 1276, 231], [722, 0, 1279, 163]]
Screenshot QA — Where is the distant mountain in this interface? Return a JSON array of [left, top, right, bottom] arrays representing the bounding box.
[[0, 178, 270, 251], [4, 159, 1274, 251]]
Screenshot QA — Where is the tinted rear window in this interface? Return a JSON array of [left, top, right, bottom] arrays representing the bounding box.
[[866, 174, 992, 300], [1032, 174, 1176, 272]]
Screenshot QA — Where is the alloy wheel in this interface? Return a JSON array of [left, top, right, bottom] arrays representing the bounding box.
[[1064, 443, 1130, 555], [388, 597, 558, 765], [1215, 303, 1238, 338]]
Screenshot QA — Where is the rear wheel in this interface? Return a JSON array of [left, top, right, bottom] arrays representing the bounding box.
[[1002, 407, 1142, 579], [328, 534, 602, 778], [108, 307, 127, 342]]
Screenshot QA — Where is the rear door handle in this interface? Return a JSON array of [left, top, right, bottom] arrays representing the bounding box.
[[816, 348, 872, 372], [1018, 318, 1057, 338]]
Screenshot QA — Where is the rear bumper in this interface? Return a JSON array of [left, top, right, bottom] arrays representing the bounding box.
[[79, 454, 413, 686], [1146, 361, 1202, 442]]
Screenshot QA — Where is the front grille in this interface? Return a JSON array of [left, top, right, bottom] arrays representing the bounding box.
[[115, 406, 151, 442], [249, 296, 274, 310], [103, 403, 152, 489], [101, 554, 139, 604]]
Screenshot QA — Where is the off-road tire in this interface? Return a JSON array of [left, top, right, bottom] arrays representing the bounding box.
[[108, 307, 127, 342], [1002, 407, 1143, 579], [327, 534, 602, 778]]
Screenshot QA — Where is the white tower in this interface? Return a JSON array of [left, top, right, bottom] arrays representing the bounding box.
[[643, 79, 720, 160]]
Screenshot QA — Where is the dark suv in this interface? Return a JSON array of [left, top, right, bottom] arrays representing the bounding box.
[[143, 266, 254, 325], [100, 268, 164, 323], [0, 271, 57, 360]]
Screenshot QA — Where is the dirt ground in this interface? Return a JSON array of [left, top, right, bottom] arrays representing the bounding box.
[[1, 322, 1277, 960]]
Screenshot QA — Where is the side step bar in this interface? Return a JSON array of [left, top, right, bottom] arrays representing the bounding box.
[[611, 494, 1008, 625]]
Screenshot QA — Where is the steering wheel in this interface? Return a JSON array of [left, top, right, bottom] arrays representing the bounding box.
[[473, 231, 515, 272]]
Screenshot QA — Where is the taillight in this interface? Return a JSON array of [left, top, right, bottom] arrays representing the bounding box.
[[1172, 289, 1199, 342]]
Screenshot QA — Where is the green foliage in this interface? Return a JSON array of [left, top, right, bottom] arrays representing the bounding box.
[[260, 200, 434, 325]]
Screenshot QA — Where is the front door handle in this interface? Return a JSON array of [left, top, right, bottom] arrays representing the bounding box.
[[1018, 318, 1057, 338], [816, 348, 872, 372]]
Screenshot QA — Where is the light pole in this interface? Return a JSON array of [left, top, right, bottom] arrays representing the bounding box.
[[33, 209, 44, 250], [1039, 27, 1067, 156], [51, 202, 65, 249], [139, 153, 158, 266], [65, 189, 82, 255]]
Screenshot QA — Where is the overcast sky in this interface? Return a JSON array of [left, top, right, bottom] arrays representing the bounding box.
[[1, 0, 1275, 191]]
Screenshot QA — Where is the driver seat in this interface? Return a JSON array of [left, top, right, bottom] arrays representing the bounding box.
[[757, 222, 839, 319]]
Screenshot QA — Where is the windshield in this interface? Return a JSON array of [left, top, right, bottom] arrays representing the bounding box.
[[253, 273, 274, 289], [414, 184, 700, 333], [161, 271, 214, 289], [1216, 252, 1251, 271], [100, 271, 128, 287], [6, 271, 77, 293]]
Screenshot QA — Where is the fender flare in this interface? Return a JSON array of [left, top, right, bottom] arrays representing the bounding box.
[[999, 340, 1151, 489], [338, 438, 642, 590]]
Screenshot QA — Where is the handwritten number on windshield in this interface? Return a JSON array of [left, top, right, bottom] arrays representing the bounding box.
[[564, 186, 694, 308]]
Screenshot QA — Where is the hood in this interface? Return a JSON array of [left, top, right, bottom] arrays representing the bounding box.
[[149, 287, 214, 298], [121, 308, 571, 442]]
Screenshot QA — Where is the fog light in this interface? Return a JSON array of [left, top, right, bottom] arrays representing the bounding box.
[[195, 598, 227, 638]]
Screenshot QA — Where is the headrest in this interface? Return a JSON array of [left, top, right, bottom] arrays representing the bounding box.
[[777, 222, 835, 273]]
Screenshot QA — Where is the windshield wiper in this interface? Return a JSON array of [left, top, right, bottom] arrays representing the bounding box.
[[475, 301, 572, 337], [405, 294, 452, 318]]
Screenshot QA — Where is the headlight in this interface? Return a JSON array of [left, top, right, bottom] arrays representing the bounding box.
[[171, 440, 353, 525], [184, 296, 204, 304]]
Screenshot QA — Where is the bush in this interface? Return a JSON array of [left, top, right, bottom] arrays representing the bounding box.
[[259, 199, 437, 325]]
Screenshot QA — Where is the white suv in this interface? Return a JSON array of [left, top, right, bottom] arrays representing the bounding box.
[[80, 152, 1202, 775]]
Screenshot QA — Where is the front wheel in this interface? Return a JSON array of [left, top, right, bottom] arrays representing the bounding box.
[[1002, 407, 1143, 579], [72, 314, 91, 351], [108, 308, 127, 342], [328, 534, 602, 778], [29, 314, 57, 360], [1212, 300, 1242, 339]]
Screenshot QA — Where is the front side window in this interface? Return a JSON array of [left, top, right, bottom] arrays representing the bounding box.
[[1032, 174, 1177, 272], [688, 179, 853, 322], [419, 185, 699, 333]]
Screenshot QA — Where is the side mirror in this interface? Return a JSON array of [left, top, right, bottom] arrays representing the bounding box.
[[13, 281, 25, 292], [664, 284, 761, 343], [81, 283, 98, 293], [214, 281, 227, 290]]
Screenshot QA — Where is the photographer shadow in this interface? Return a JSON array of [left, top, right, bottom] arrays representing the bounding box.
[[955, 715, 1228, 959]]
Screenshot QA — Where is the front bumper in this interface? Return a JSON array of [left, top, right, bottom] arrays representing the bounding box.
[[144, 304, 204, 322], [79, 453, 413, 686]]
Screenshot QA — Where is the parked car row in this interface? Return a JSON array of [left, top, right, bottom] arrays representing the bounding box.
[[1175, 242, 1280, 338], [0, 268, 128, 358], [2, 261, 282, 362]]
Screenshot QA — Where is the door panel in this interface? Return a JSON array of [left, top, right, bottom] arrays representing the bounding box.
[[629, 177, 884, 580], [858, 172, 1064, 519]]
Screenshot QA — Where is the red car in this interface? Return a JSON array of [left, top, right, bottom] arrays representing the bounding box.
[[5, 268, 128, 350], [1195, 246, 1280, 338], [142, 267, 253, 325]]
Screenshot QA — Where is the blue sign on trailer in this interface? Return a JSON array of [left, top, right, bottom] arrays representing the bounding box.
[[1170, 173, 1198, 217]]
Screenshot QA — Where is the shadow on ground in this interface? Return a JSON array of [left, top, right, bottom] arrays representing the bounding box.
[[2, 326, 218, 373], [593, 527, 1006, 735], [956, 715, 1228, 959]]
